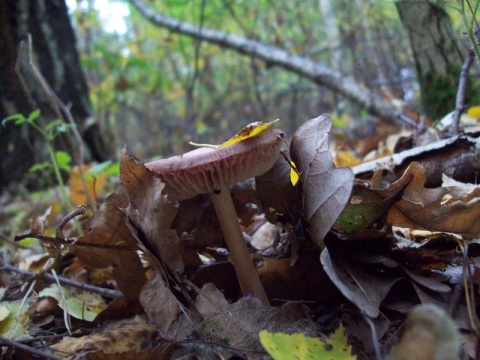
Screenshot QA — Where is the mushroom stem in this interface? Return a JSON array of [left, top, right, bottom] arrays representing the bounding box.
[[209, 183, 269, 305]]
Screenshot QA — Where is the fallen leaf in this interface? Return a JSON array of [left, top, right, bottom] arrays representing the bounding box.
[[71, 187, 147, 302], [290, 114, 354, 249], [0, 300, 29, 339], [121, 151, 184, 273], [139, 273, 197, 340], [334, 182, 397, 234], [321, 248, 402, 318], [39, 284, 107, 321], [219, 119, 279, 148], [69, 164, 108, 207], [259, 325, 356, 360], [256, 141, 303, 226], [201, 298, 316, 351], [50, 315, 165, 359], [387, 162, 480, 238]]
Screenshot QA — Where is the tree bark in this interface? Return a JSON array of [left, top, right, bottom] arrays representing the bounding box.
[[318, 0, 342, 71], [129, 0, 405, 126], [0, 0, 111, 190], [396, 0, 475, 120]]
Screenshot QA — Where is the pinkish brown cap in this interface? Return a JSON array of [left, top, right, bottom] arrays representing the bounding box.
[[145, 129, 285, 201]]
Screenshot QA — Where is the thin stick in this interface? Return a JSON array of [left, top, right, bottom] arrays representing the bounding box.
[[452, 50, 475, 135], [0, 265, 122, 299], [13, 233, 137, 250], [0, 335, 62, 360], [51, 269, 72, 336]]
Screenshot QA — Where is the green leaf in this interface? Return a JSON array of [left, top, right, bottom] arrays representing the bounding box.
[[39, 285, 107, 322], [106, 162, 120, 176], [87, 160, 113, 175], [55, 151, 72, 172], [29, 162, 52, 173], [0, 300, 28, 339], [259, 325, 356, 360], [45, 119, 65, 139], [2, 113, 27, 126], [27, 109, 41, 122]]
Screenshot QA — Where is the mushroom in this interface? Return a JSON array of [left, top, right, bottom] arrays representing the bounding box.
[[145, 128, 285, 305]]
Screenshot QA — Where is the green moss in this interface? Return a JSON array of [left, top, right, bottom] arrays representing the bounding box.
[[419, 66, 480, 120]]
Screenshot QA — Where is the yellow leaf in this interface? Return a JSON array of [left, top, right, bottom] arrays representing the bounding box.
[[334, 146, 361, 167], [290, 161, 300, 186], [69, 164, 108, 206], [0, 300, 29, 339], [466, 105, 480, 118], [259, 325, 356, 360], [219, 119, 279, 148], [189, 119, 280, 149]]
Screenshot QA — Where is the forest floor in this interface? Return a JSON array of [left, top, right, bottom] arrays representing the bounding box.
[[0, 114, 479, 359]]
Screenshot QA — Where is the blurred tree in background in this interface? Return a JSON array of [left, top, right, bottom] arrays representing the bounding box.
[[0, 0, 111, 190]]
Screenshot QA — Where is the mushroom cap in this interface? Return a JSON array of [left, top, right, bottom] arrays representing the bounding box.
[[145, 129, 285, 201]]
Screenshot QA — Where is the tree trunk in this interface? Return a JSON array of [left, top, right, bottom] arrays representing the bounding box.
[[318, 0, 342, 71], [129, 0, 405, 126], [396, 0, 475, 120], [0, 0, 111, 190]]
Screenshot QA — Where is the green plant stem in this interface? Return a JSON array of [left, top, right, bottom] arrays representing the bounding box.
[[32, 122, 83, 235]]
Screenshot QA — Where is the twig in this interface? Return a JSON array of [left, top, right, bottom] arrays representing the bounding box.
[[451, 50, 475, 135], [57, 206, 86, 239], [0, 264, 122, 299], [13, 233, 137, 250], [51, 269, 72, 336], [0, 335, 62, 360]]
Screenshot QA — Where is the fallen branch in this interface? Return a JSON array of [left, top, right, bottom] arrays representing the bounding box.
[[352, 133, 480, 184]]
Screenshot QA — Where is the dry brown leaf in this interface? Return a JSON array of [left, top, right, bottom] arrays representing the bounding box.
[[71, 187, 146, 301], [257, 247, 339, 303], [195, 283, 230, 317], [139, 273, 198, 340], [256, 141, 303, 226], [172, 195, 224, 249], [387, 162, 480, 238], [200, 296, 316, 351], [72, 187, 132, 267], [121, 151, 184, 273], [290, 114, 354, 249], [50, 315, 165, 360], [321, 248, 402, 318]]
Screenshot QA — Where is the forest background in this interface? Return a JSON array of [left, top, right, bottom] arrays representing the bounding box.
[[68, 0, 475, 158], [4, 0, 479, 188]]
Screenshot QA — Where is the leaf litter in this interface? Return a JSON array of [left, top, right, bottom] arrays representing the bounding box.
[[0, 114, 479, 359]]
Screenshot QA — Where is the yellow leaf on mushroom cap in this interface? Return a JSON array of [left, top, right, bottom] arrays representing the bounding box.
[[219, 119, 279, 148], [189, 119, 280, 149]]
